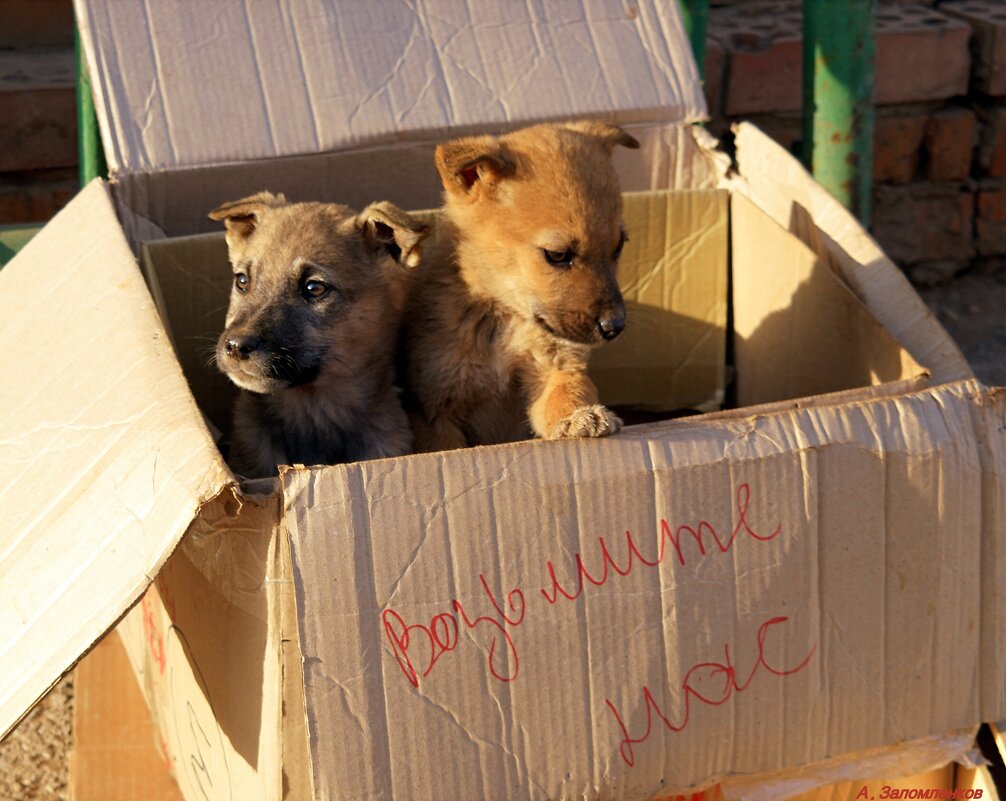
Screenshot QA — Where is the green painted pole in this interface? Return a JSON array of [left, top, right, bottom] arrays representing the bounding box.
[[75, 24, 107, 187], [680, 0, 709, 80], [802, 0, 875, 225]]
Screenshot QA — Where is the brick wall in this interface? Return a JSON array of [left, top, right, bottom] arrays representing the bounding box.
[[707, 0, 1006, 285], [0, 0, 77, 226]]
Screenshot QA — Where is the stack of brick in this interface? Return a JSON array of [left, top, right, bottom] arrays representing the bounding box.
[[706, 0, 1006, 285], [0, 0, 78, 226]]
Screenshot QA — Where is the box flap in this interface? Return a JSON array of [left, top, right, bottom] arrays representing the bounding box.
[[75, 0, 706, 175], [0, 181, 233, 739], [284, 380, 1004, 801], [727, 123, 972, 387], [71, 632, 186, 801], [730, 192, 928, 407]]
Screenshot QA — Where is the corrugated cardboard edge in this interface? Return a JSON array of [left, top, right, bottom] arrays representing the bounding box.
[[726, 123, 972, 386], [2, 490, 244, 743], [975, 387, 1006, 719]]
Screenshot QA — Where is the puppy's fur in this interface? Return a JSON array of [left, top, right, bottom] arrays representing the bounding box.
[[210, 192, 429, 477], [404, 121, 638, 451]]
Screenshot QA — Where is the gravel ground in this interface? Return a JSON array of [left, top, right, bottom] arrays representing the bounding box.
[[0, 269, 1002, 801], [918, 266, 1006, 388], [0, 678, 73, 801]]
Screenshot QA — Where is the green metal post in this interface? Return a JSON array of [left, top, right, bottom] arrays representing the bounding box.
[[75, 25, 107, 187], [802, 0, 875, 225], [680, 0, 709, 81]]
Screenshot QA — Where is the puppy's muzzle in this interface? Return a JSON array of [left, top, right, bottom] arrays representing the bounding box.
[[225, 335, 260, 361], [596, 315, 625, 341]]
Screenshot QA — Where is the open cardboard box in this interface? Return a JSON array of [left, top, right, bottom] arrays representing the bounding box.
[[1, 2, 1004, 800]]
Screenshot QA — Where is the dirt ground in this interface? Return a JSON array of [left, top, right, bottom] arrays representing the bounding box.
[[918, 266, 1006, 388], [0, 677, 72, 801], [0, 268, 1002, 801]]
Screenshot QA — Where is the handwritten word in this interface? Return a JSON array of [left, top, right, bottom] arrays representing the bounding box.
[[605, 616, 816, 767], [541, 483, 780, 605], [381, 483, 782, 689], [865, 789, 983, 800], [383, 575, 526, 686]]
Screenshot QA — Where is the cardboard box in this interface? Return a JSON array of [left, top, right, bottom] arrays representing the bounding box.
[[1, 2, 1004, 800], [71, 632, 186, 801]]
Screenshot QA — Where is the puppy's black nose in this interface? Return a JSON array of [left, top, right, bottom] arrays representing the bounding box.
[[226, 336, 260, 360], [597, 316, 625, 341]]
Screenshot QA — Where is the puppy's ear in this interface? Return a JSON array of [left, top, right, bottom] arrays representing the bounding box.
[[562, 120, 640, 153], [435, 135, 516, 198], [357, 202, 430, 269], [208, 191, 288, 239]]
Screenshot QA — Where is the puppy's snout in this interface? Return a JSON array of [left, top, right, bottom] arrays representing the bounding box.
[[226, 335, 261, 360], [596, 315, 625, 341]]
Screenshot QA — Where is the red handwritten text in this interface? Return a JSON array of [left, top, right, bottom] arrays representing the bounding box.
[[605, 615, 817, 767], [383, 574, 526, 686], [141, 593, 166, 675], [541, 483, 780, 605]]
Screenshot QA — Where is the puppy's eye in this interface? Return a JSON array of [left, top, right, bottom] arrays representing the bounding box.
[[302, 279, 331, 300], [234, 272, 250, 293], [542, 248, 574, 268], [613, 232, 628, 260]]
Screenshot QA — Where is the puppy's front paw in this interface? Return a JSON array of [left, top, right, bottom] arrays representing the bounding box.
[[547, 404, 622, 440]]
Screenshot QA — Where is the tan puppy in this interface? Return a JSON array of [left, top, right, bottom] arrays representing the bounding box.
[[404, 121, 638, 451], [210, 192, 429, 477]]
